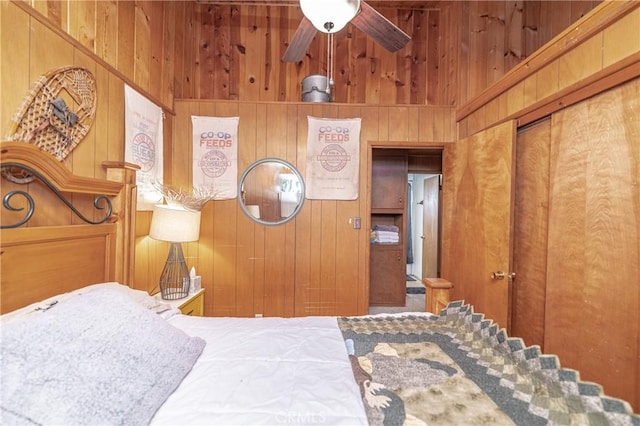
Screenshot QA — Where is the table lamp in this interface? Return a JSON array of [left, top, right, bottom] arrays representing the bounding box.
[[149, 204, 201, 300]]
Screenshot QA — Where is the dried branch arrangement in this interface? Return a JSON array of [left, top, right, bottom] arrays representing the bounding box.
[[153, 181, 216, 211]]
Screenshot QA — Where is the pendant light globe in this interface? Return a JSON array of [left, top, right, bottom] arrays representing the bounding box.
[[299, 0, 361, 33]]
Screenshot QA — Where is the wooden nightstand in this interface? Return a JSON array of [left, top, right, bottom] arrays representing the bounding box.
[[154, 289, 205, 316]]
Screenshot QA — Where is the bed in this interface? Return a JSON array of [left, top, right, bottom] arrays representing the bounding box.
[[1, 142, 638, 425]]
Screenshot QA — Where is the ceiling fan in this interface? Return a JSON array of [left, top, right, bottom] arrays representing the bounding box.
[[282, 0, 411, 62]]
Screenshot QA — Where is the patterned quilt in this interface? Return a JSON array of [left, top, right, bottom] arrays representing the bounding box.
[[338, 302, 640, 426]]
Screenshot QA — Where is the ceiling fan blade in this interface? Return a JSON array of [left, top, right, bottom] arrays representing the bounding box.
[[282, 16, 317, 62], [351, 1, 410, 53]]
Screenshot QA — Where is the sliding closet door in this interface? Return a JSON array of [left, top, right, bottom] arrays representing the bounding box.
[[545, 79, 639, 410], [510, 119, 551, 349], [441, 120, 516, 329]]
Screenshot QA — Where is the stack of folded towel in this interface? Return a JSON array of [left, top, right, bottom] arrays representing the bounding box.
[[370, 224, 400, 244]]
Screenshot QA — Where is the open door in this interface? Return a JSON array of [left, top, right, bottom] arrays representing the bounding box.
[[421, 176, 439, 278], [441, 120, 516, 329]]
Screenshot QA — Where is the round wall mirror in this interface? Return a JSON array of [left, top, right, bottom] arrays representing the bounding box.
[[238, 158, 305, 226]]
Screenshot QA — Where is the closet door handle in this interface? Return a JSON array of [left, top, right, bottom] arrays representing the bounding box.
[[491, 271, 505, 280]]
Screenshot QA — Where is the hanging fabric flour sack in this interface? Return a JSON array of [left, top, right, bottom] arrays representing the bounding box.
[[124, 85, 164, 211], [305, 116, 361, 200], [192, 116, 239, 200]]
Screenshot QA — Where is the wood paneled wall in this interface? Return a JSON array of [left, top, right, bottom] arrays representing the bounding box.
[[3, 0, 601, 114], [3, 0, 601, 125], [134, 101, 455, 317], [457, 2, 640, 137], [448, 1, 640, 411], [174, 1, 599, 105], [0, 1, 127, 227], [10, 0, 176, 110]]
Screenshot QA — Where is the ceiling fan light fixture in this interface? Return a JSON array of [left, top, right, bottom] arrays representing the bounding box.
[[300, 0, 361, 34]]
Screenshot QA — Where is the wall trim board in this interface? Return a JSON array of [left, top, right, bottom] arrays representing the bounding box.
[[516, 52, 640, 127], [468, 52, 640, 132], [11, 0, 174, 115], [456, 0, 638, 122]]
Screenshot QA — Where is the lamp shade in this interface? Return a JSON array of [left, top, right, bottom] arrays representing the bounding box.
[[149, 204, 201, 243], [300, 0, 360, 33]]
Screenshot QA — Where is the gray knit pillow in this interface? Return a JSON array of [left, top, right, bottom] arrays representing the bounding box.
[[0, 286, 206, 425]]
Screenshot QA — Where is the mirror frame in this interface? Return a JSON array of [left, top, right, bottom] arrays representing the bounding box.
[[238, 158, 305, 226]]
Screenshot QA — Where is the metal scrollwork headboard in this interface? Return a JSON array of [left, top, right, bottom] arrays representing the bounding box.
[[1, 162, 112, 229], [0, 142, 123, 230]]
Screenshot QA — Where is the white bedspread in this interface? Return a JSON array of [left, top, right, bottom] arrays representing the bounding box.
[[151, 315, 368, 426]]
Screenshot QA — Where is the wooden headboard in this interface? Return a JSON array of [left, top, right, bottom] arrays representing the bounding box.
[[0, 142, 138, 313]]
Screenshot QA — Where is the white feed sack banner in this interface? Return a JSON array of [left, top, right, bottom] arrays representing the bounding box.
[[124, 85, 164, 211], [192, 116, 239, 200], [306, 116, 361, 200]]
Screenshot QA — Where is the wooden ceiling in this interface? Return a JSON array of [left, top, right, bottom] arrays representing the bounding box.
[[195, 1, 439, 9]]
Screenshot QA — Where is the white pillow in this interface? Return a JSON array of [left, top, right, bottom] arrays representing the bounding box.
[[0, 286, 206, 425], [0, 282, 171, 325]]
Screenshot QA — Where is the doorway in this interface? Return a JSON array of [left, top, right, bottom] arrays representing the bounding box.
[[368, 147, 443, 312]]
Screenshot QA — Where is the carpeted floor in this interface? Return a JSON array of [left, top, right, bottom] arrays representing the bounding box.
[[368, 276, 425, 315]]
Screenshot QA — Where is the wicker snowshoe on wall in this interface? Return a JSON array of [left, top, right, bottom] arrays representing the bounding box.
[[4, 66, 97, 183]]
